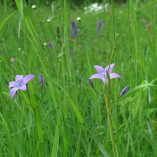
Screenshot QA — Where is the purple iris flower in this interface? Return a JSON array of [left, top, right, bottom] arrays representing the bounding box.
[[120, 86, 130, 96], [70, 19, 78, 38], [8, 74, 34, 98], [89, 63, 120, 84], [38, 75, 43, 87], [97, 20, 104, 33]]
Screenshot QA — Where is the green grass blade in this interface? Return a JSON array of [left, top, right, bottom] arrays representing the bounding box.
[[35, 110, 43, 142], [0, 11, 17, 30], [0, 113, 15, 157], [51, 119, 60, 157], [138, 0, 157, 11]]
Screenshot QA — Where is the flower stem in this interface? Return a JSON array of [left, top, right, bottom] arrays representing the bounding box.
[[27, 89, 43, 141], [104, 86, 116, 157]]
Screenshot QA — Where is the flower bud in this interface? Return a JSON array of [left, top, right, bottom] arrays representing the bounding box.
[[120, 86, 130, 96]]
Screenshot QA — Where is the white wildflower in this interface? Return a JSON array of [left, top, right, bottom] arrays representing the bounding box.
[[32, 4, 36, 9], [47, 18, 51, 22], [84, 3, 105, 14], [76, 17, 81, 21], [43, 42, 47, 46]]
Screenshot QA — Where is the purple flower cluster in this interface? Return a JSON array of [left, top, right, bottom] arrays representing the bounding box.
[[70, 19, 78, 38], [97, 20, 104, 33], [8, 64, 125, 100]]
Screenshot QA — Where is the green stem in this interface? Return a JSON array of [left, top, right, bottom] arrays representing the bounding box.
[[104, 85, 116, 157], [34, 109, 43, 142], [27, 89, 43, 141]]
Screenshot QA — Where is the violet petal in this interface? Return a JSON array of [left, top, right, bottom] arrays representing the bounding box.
[[19, 85, 27, 91], [8, 81, 17, 88], [110, 73, 120, 79], [15, 75, 24, 82], [23, 74, 34, 84], [10, 88, 19, 98], [94, 65, 104, 74], [105, 63, 115, 74], [89, 73, 101, 80]]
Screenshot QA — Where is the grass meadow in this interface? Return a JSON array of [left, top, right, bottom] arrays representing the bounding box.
[[0, 0, 157, 156]]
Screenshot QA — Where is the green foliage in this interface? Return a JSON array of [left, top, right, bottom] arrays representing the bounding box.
[[0, 0, 157, 156]]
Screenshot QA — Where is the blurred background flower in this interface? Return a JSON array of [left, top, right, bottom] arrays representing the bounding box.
[[70, 19, 78, 38], [97, 20, 104, 34], [84, 3, 104, 14]]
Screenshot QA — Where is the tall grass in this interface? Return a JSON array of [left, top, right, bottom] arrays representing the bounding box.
[[0, 0, 157, 156]]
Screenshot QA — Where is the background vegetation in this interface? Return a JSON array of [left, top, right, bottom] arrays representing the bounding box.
[[0, 0, 157, 156]]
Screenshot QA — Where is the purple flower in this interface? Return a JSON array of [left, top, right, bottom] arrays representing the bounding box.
[[8, 74, 34, 98], [10, 57, 15, 63], [70, 19, 78, 38], [120, 86, 130, 96], [47, 41, 53, 48], [89, 63, 120, 84], [38, 75, 43, 87], [97, 20, 104, 32]]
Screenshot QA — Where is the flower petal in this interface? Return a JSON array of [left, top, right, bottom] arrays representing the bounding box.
[[89, 73, 101, 80], [15, 75, 24, 82], [10, 88, 19, 98], [105, 63, 115, 74], [110, 73, 120, 79], [23, 74, 34, 84], [94, 65, 104, 74], [19, 85, 27, 91], [8, 81, 17, 88]]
